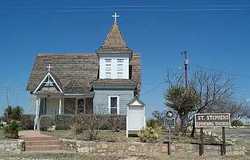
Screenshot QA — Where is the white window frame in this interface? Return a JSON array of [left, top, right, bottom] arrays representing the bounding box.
[[108, 96, 120, 115]]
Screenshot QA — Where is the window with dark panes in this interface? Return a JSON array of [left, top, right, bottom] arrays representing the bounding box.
[[110, 97, 118, 114]]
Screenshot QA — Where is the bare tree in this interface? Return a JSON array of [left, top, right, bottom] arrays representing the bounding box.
[[207, 100, 249, 120], [189, 70, 233, 136], [165, 70, 233, 137], [190, 71, 233, 113]]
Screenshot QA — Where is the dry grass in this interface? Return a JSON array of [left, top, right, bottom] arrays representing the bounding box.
[[42, 129, 132, 142], [0, 129, 5, 140], [0, 152, 248, 160]]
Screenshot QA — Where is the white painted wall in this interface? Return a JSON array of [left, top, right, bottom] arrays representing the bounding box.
[[127, 106, 145, 131], [99, 57, 129, 79]]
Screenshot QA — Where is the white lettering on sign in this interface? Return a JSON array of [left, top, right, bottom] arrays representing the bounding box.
[[195, 113, 230, 128]]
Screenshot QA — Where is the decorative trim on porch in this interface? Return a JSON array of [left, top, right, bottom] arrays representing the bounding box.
[[33, 72, 63, 94]]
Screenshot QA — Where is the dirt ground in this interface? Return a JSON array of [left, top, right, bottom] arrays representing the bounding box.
[[205, 127, 250, 156], [0, 152, 248, 160]]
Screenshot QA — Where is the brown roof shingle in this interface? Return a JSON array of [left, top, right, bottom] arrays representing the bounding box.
[[103, 22, 127, 48], [26, 53, 141, 94], [97, 23, 132, 54]]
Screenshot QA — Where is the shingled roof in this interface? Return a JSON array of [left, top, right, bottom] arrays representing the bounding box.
[[97, 22, 132, 54], [26, 53, 141, 95]]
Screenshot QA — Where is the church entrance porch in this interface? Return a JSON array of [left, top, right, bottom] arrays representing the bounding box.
[[34, 95, 93, 130]]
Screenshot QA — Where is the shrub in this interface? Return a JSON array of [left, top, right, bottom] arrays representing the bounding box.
[[231, 119, 244, 127], [74, 114, 126, 140], [55, 114, 74, 130], [138, 127, 161, 143], [99, 121, 112, 130], [39, 115, 55, 131], [107, 115, 125, 132], [98, 115, 126, 131], [146, 119, 162, 129], [21, 114, 35, 130], [3, 121, 19, 139], [75, 114, 101, 140]]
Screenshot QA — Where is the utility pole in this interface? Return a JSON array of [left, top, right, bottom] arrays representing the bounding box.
[[181, 51, 189, 88], [6, 87, 9, 107]]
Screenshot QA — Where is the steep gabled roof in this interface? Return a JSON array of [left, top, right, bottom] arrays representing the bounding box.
[[97, 22, 132, 54], [26, 53, 141, 95], [103, 22, 127, 48], [27, 54, 99, 94]]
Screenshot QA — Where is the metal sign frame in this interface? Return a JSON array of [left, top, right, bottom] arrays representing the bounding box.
[[164, 118, 175, 129]]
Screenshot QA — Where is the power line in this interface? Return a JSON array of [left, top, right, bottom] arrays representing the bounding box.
[[0, 5, 250, 13], [192, 64, 250, 80]]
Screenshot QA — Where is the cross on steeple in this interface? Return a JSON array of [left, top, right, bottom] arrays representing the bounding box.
[[46, 64, 53, 72], [112, 12, 120, 24]]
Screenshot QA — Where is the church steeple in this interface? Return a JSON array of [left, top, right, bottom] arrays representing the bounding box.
[[97, 12, 132, 55], [97, 12, 133, 80], [102, 22, 127, 49]]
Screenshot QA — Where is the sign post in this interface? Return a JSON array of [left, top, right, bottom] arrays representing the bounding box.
[[199, 128, 204, 156], [221, 127, 226, 156], [195, 113, 230, 156], [164, 111, 175, 155]]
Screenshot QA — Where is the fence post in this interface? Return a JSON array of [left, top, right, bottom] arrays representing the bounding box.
[[199, 128, 204, 156], [221, 127, 226, 156]]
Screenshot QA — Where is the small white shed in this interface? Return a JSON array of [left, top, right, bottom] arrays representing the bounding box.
[[126, 96, 145, 137]]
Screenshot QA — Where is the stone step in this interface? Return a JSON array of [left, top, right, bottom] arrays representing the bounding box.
[[25, 145, 63, 151], [22, 136, 58, 141], [24, 150, 75, 154], [25, 140, 62, 146]]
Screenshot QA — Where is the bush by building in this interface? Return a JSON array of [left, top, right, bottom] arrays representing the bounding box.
[[146, 119, 162, 129], [55, 114, 74, 130], [3, 121, 19, 139], [138, 127, 161, 143], [21, 114, 35, 130], [39, 115, 55, 131], [74, 114, 126, 140]]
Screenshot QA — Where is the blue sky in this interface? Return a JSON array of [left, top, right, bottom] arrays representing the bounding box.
[[0, 0, 250, 117]]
